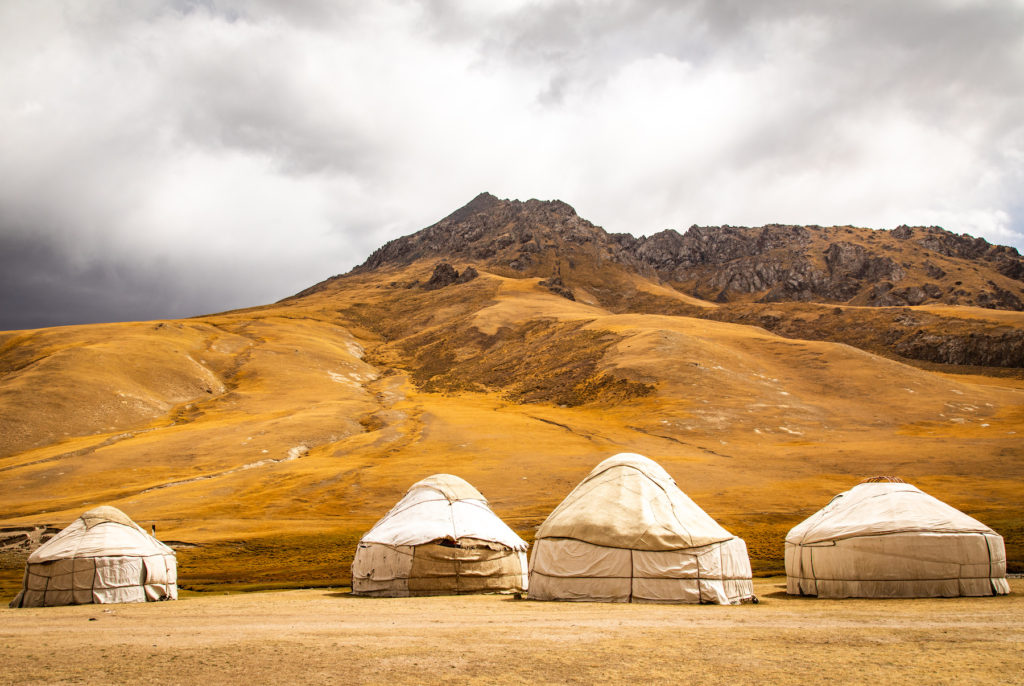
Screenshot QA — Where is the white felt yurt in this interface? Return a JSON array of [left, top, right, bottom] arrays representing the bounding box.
[[351, 474, 528, 596], [786, 477, 1011, 598], [528, 453, 754, 604], [10, 506, 177, 608]]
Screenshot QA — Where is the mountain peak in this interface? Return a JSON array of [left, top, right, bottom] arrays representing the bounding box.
[[441, 191, 503, 224], [441, 192, 579, 223], [352, 193, 597, 274]]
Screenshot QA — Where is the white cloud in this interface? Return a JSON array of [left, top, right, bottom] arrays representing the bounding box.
[[0, 0, 1022, 327]]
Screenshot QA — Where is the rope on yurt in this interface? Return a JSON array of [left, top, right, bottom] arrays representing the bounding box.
[[718, 544, 726, 603], [455, 549, 461, 595], [809, 546, 818, 597], [42, 564, 50, 607], [628, 549, 633, 603], [984, 534, 994, 594], [696, 550, 702, 605]]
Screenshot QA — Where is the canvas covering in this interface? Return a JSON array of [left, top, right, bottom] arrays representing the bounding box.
[[786, 482, 1010, 598], [528, 453, 753, 604], [10, 506, 177, 608], [352, 474, 528, 596]]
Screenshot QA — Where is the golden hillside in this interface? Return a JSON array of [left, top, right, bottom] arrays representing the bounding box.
[[1, 195, 1022, 594]]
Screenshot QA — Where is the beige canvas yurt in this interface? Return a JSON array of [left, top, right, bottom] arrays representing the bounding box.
[[10, 506, 177, 608], [528, 453, 754, 604], [351, 474, 528, 596], [786, 477, 1011, 598]]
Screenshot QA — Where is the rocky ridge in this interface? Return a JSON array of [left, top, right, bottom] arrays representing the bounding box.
[[350, 193, 1024, 312]]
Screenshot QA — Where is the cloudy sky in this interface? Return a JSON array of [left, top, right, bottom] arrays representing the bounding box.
[[2, 0, 1023, 329]]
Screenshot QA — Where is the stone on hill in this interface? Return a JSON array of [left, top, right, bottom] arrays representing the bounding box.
[[423, 263, 478, 290]]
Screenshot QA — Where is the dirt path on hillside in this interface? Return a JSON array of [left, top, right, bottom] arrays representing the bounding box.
[[1, 579, 1021, 685]]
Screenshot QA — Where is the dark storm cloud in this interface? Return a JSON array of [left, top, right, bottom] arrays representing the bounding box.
[[0, 229, 338, 331], [0, 232, 179, 330], [1, 0, 1022, 331]]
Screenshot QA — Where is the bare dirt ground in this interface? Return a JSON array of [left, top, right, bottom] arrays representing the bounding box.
[[1, 578, 1021, 685]]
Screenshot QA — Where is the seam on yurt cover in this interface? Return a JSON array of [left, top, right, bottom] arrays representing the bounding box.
[[720, 544, 729, 597], [560, 463, 672, 509], [793, 526, 995, 545], [796, 496, 842, 531], [790, 573, 991, 585], [362, 571, 525, 582], [641, 472, 699, 546], [984, 534, 993, 592], [364, 543, 416, 558], [584, 462, 672, 486], [69, 520, 87, 562], [628, 549, 633, 603], [492, 569, 757, 581], [538, 535, 736, 553], [364, 495, 448, 530], [695, 548, 702, 603], [364, 497, 495, 538], [809, 547, 818, 597], [448, 500, 459, 541], [542, 478, 627, 522], [793, 543, 975, 565]]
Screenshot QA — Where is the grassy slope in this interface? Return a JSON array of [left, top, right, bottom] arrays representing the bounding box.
[[1, 264, 1022, 596]]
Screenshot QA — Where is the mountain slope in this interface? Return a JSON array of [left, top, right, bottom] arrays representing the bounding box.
[[1, 193, 1022, 594], [303, 193, 1024, 369]]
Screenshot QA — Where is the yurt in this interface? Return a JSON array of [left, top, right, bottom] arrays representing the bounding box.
[[10, 506, 177, 608], [528, 453, 754, 604], [351, 474, 528, 596], [786, 477, 1011, 598]]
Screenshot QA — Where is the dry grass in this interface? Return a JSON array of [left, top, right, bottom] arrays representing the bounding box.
[[0, 578, 1021, 685], [1, 265, 1022, 593]]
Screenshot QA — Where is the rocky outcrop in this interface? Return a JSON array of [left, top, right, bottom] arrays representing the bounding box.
[[824, 241, 905, 284], [973, 283, 1023, 310], [423, 263, 460, 290], [894, 329, 1024, 367], [538, 275, 575, 301], [422, 263, 478, 290], [709, 303, 1024, 368], [893, 225, 1024, 281]]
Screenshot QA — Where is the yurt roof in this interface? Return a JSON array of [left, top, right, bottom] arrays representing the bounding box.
[[80, 506, 139, 529], [535, 453, 735, 551], [408, 473, 486, 502], [27, 506, 173, 563], [360, 474, 527, 550], [786, 481, 997, 545]]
